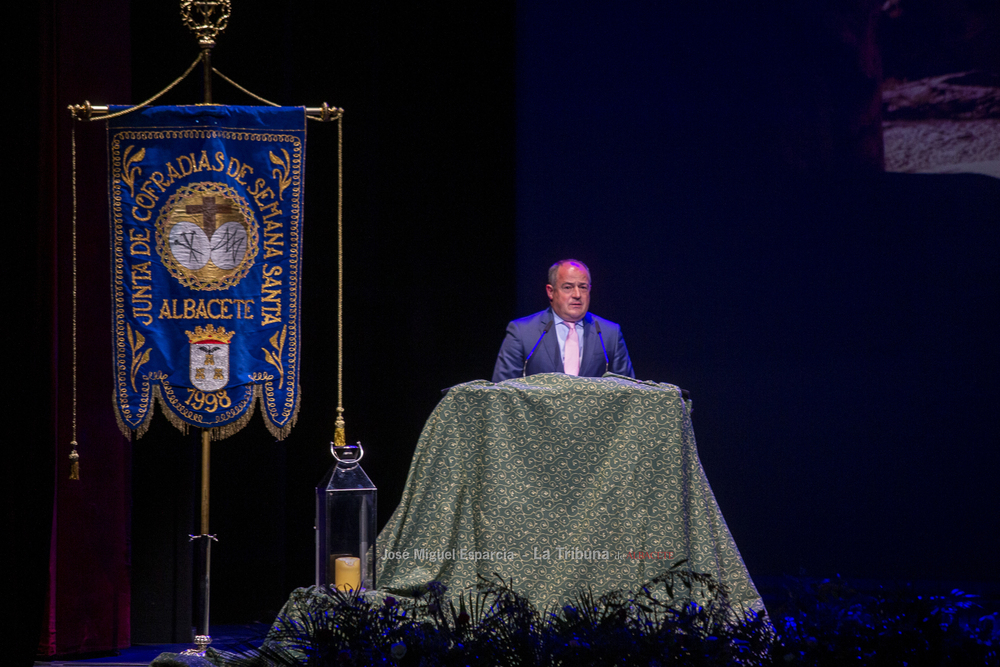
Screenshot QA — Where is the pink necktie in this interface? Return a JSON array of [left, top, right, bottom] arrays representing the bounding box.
[[564, 322, 580, 375]]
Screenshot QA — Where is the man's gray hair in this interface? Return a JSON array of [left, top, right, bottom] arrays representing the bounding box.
[[547, 259, 591, 287]]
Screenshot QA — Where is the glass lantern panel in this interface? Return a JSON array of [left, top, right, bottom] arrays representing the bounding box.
[[316, 461, 376, 591]]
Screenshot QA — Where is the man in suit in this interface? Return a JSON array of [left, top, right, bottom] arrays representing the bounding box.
[[492, 259, 635, 382]]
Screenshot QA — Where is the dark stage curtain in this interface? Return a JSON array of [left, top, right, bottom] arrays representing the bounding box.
[[515, 2, 1000, 587]]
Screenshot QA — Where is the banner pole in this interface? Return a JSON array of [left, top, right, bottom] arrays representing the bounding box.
[[187, 2, 219, 650], [200, 431, 210, 534], [202, 46, 213, 104], [189, 429, 214, 651], [190, 21, 216, 648]]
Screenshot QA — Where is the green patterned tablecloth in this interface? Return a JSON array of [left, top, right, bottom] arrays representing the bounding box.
[[376, 373, 761, 610]]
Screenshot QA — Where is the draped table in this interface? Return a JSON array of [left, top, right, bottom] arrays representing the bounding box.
[[376, 373, 762, 611]]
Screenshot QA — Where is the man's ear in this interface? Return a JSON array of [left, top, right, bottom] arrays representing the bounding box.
[[546, 284, 554, 300]]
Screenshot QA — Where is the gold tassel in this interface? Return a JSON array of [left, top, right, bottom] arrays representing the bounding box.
[[69, 443, 80, 480], [333, 407, 346, 448]]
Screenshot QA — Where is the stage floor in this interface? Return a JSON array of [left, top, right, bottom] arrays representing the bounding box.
[[33, 624, 270, 667]]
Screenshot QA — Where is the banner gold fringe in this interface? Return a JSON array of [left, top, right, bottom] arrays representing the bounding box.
[[207, 386, 258, 441], [262, 384, 300, 441], [114, 383, 299, 442], [113, 388, 165, 440]]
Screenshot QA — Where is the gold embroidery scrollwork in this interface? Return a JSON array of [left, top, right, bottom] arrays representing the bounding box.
[[121, 145, 145, 198], [263, 326, 286, 389], [269, 149, 292, 201], [127, 323, 151, 392]]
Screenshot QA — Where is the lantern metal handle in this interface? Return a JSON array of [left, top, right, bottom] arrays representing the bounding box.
[[331, 441, 364, 465]]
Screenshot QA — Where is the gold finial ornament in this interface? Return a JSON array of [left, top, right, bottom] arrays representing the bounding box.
[[180, 0, 232, 48], [68, 101, 94, 121]]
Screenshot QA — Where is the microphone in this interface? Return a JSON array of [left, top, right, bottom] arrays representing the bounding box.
[[594, 320, 610, 375], [523, 320, 553, 377]]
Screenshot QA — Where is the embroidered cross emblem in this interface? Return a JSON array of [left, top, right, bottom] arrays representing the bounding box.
[[186, 196, 234, 237]]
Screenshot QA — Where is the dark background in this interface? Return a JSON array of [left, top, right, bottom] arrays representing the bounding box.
[[12, 0, 999, 660]]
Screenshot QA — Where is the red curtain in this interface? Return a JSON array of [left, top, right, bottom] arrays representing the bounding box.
[[34, 0, 132, 657]]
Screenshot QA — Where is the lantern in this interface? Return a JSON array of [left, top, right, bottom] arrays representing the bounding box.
[[315, 442, 377, 591]]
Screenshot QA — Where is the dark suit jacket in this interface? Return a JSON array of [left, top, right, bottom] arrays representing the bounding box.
[[492, 309, 635, 382]]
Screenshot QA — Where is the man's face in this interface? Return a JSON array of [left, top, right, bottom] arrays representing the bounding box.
[[546, 262, 591, 322]]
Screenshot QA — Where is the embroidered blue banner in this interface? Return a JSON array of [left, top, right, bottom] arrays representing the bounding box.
[[108, 106, 305, 439]]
